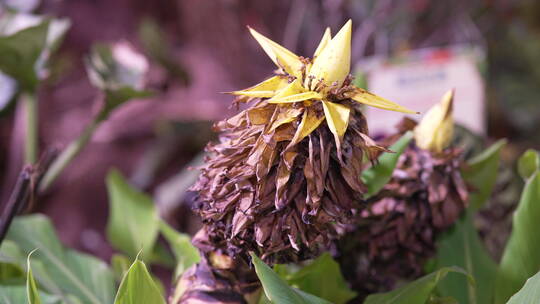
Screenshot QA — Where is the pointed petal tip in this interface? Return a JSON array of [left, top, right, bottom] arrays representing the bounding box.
[[308, 20, 352, 87]]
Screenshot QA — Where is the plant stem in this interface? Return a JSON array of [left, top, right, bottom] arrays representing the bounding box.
[[24, 93, 38, 164], [39, 119, 101, 193]]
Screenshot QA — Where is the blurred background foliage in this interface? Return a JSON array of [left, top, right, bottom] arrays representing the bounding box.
[[0, 0, 539, 294]]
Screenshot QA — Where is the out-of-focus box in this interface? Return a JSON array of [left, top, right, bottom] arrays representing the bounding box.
[[356, 45, 486, 135]]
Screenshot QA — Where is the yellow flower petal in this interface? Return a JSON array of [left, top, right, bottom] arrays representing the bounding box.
[[285, 107, 324, 150], [350, 88, 418, 114], [229, 76, 288, 98], [268, 91, 322, 104], [322, 100, 350, 149], [313, 27, 331, 59], [308, 20, 352, 89], [248, 27, 303, 79], [414, 89, 454, 153], [267, 79, 305, 102]]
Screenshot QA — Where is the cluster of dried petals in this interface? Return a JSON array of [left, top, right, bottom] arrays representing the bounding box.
[[341, 144, 468, 296], [189, 20, 415, 264]]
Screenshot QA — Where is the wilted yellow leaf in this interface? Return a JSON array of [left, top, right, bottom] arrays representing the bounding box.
[[350, 88, 417, 114], [322, 100, 350, 150], [248, 27, 303, 79], [230, 76, 288, 98], [308, 20, 352, 88], [414, 89, 454, 153]]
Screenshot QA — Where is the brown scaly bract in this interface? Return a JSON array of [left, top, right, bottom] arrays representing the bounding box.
[[338, 119, 469, 299], [191, 90, 385, 264]]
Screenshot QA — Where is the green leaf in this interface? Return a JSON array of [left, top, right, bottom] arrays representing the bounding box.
[[286, 253, 356, 304], [364, 267, 472, 304], [517, 149, 539, 180], [159, 221, 200, 278], [361, 131, 413, 198], [106, 169, 159, 260], [113, 258, 165, 304], [250, 252, 332, 304], [494, 172, 540, 304], [0, 285, 64, 304], [5, 214, 115, 304], [0, 262, 25, 284], [27, 250, 41, 304], [506, 271, 540, 304], [461, 139, 506, 210], [0, 19, 49, 91], [433, 211, 497, 304]]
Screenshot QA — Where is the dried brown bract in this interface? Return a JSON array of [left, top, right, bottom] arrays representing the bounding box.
[[338, 123, 469, 297]]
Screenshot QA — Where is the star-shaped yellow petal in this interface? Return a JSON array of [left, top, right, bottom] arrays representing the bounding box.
[[349, 88, 418, 114], [322, 100, 350, 151], [229, 76, 288, 98], [248, 27, 303, 79], [313, 27, 331, 59], [308, 20, 352, 89]]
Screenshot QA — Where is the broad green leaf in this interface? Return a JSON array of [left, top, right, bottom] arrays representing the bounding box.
[[106, 169, 159, 260], [250, 253, 331, 304], [159, 221, 200, 278], [113, 259, 165, 304], [0, 20, 48, 91], [495, 172, 540, 304], [506, 271, 540, 304], [361, 131, 413, 198], [461, 139, 506, 210], [517, 149, 539, 180], [27, 251, 41, 304], [286, 253, 356, 304], [434, 211, 497, 304], [0, 286, 64, 304], [0, 240, 26, 285], [0, 262, 25, 284], [5, 214, 115, 304], [364, 267, 471, 304]]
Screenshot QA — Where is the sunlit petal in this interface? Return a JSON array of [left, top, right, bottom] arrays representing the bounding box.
[[414, 89, 454, 153], [267, 79, 306, 102], [229, 76, 288, 98], [268, 91, 322, 104], [308, 20, 351, 88], [248, 27, 303, 79], [322, 100, 350, 151], [313, 27, 331, 59], [350, 88, 418, 114]]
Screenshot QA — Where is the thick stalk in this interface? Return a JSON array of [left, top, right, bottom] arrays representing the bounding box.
[[24, 93, 38, 164]]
